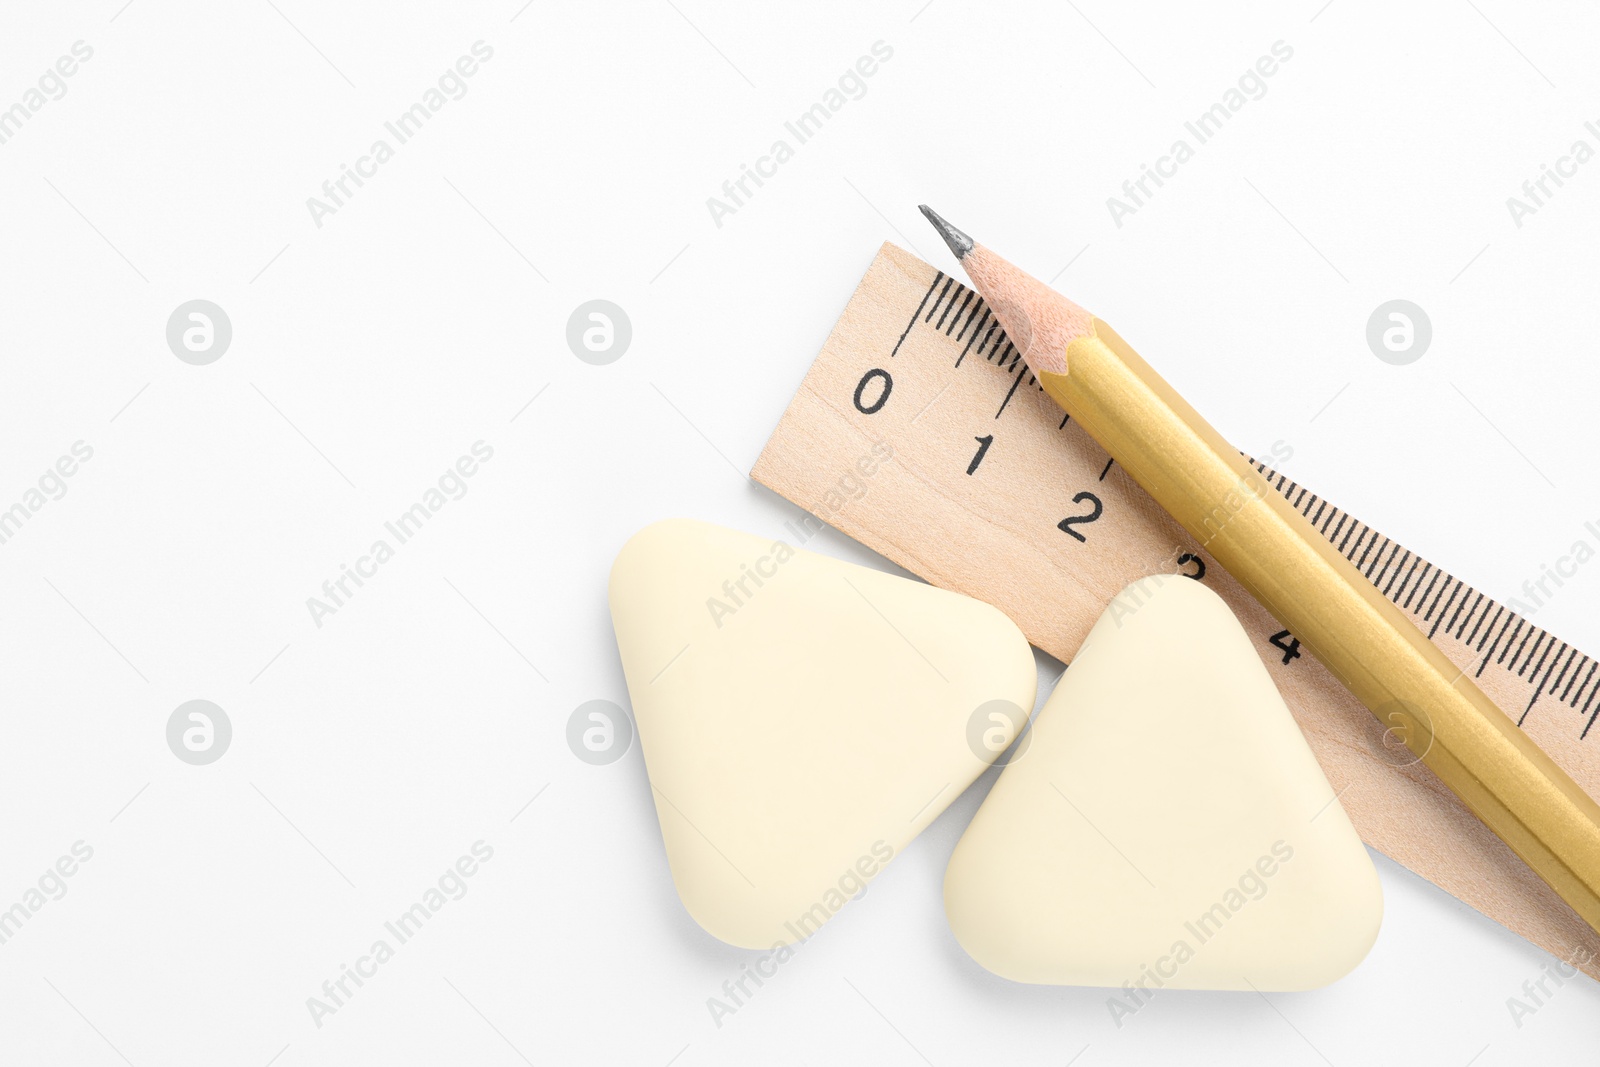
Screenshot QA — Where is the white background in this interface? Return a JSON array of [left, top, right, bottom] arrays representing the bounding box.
[[2, 1, 1599, 1064]]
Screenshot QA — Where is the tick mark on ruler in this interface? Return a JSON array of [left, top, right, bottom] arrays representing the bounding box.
[[954, 298, 982, 341], [939, 290, 972, 333], [892, 273, 944, 358], [1555, 655, 1580, 703], [1545, 646, 1578, 699], [956, 309, 991, 367], [1498, 618, 1526, 666], [995, 365, 1028, 418], [925, 278, 954, 323]]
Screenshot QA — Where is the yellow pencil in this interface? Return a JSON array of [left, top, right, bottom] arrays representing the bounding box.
[[917, 205, 1600, 936]]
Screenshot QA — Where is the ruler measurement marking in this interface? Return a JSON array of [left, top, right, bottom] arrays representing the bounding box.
[[1516, 631, 1546, 676], [1427, 575, 1460, 624], [1529, 632, 1558, 677], [925, 277, 954, 323], [1462, 592, 1490, 644], [1521, 641, 1567, 723], [1336, 519, 1363, 555], [981, 321, 1002, 355], [1428, 580, 1462, 638], [1574, 660, 1599, 706], [1446, 587, 1478, 638], [947, 295, 972, 342], [892, 274, 943, 358], [1499, 617, 1528, 666], [941, 289, 974, 334], [1363, 537, 1388, 579], [1578, 668, 1600, 710], [1530, 639, 1562, 687], [996, 365, 1028, 419], [1367, 539, 1399, 584], [1365, 538, 1391, 582], [1353, 528, 1379, 568], [1408, 559, 1446, 607], [932, 285, 958, 330], [1476, 607, 1510, 677], [1580, 659, 1600, 700], [1350, 523, 1374, 559], [956, 310, 990, 366], [1560, 655, 1590, 703], [1327, 513, 1350, 548], [1550, 646, 1579, 699], [1523, 640, 1562, 717], [1412, 566, 1443, 616], [1393, 553, 1424, 603], [1574, 659, 1600, 710], [1424, 575, 1457, 624], [1352, 524, 1375, 559], [977, 322, 1000, 358], [1573, 665, 1600, 737], [1382, 550, 1414, 599], [1479, 605, 1507, 652], [1582, 673, 1600, 734], [1422, 574, 1447, 621], [1514, 632, 1544, 675], [946, 290, 974, 333]]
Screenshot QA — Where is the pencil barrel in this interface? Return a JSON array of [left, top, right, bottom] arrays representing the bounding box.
[[1041, 320, 1600, 934]]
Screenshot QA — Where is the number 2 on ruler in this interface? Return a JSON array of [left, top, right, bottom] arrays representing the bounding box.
[[1057, 491, 1103, 542]]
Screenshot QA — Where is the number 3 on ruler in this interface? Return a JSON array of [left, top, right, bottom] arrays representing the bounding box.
[[1057, 491, 1103, 543]]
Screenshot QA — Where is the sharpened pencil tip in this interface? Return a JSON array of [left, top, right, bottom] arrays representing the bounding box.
[[918, 205, 973, 260]]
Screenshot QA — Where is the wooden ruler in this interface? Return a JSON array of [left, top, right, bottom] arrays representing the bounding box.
[[752, 242, 1600, 977]]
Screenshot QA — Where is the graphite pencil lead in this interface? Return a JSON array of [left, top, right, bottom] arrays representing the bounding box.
[[918, 205, 973, 261]]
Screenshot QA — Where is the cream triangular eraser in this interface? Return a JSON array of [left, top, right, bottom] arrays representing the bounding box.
[[944, 575, 1382, 991], [610, 518, 1036, 949]]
